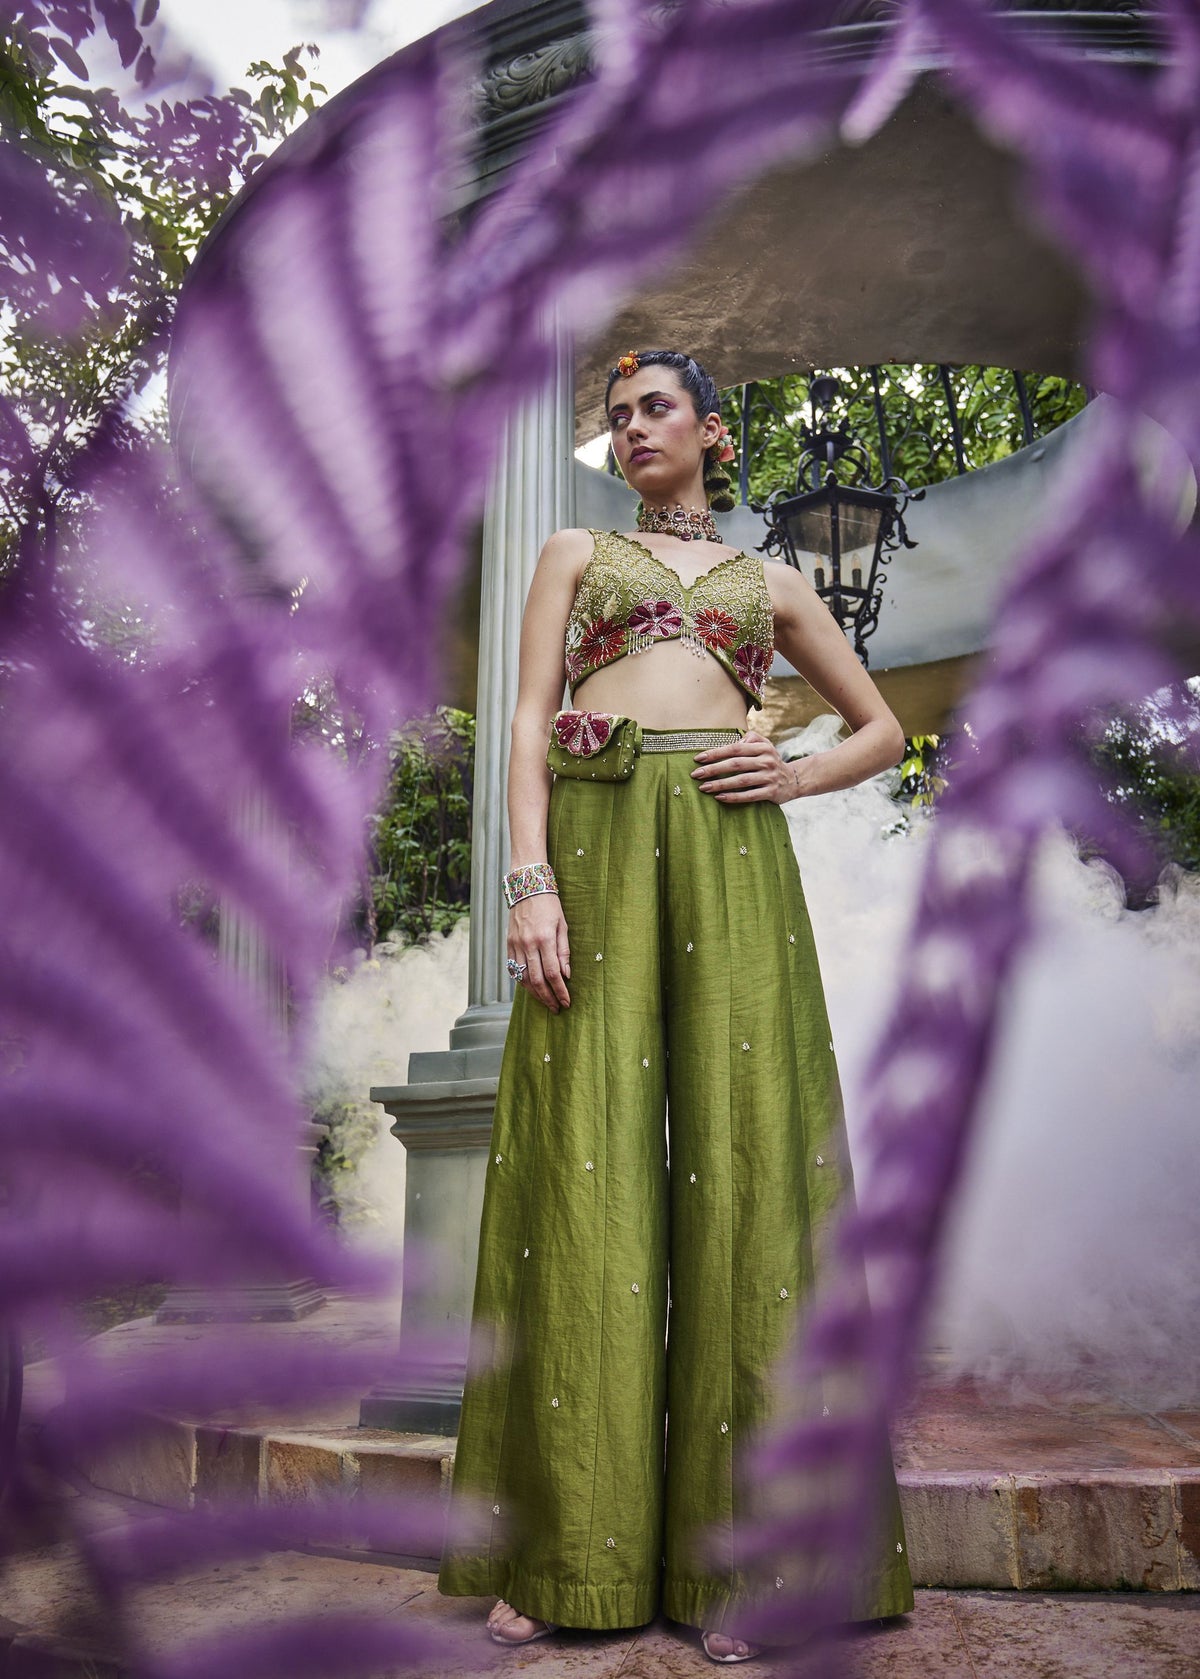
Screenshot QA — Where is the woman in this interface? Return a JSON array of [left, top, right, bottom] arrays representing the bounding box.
[[438, 349, 914, 1662]]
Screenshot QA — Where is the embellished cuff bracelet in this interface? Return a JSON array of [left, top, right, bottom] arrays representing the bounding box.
[[503, 862, 559, 908]]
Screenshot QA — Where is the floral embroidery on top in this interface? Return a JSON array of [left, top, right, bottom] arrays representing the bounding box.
[[564, 532, 775, 709], [563, 619, 585, 685], [579, 615, 626, 667], [733, 642, 772, 697], [627, 598, 684, 652], [693, 604, 739, 651]]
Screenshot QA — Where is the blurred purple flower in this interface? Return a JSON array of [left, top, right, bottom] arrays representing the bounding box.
[[2, 1, 1198, 1675], [723, 4, 1200, 1664]]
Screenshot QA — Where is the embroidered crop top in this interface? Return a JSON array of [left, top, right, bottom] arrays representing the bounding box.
[[564, 530, 775, 709]]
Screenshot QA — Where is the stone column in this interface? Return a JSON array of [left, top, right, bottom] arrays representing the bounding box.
[[425, 326, 577, 1078], [362, 326, 575, 1432], [157, 792, 326, 1323]]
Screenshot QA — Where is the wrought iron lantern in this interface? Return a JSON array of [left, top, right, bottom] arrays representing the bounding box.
[[762, 376, 922, 666]]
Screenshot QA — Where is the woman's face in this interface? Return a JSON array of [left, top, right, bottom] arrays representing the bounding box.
[[606, 366, 720, 498]]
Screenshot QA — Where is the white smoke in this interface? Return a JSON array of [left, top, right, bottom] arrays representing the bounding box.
[[301, 919, 468, 1248], [782, 714, 1200, 1403], [933, 849, 1200, 1403]]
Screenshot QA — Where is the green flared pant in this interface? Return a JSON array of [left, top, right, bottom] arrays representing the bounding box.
[[437, 731, 914, 1636]]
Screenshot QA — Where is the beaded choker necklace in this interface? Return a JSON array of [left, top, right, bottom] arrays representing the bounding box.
[[636, 501, 721, 544]]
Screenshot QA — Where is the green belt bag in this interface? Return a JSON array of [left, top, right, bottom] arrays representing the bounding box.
[[547, 710, 643, 781]]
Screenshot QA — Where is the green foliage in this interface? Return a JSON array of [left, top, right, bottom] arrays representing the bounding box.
[[312, 1094, 382, 1231], [308, 707, 473, 1228], [722, 365, 1088, 505], [896, 732, 947, 811], [0, 21, 326, 576], [243, 47, 327, 145], [881, 731, 948, 839], [1085, 687, 1200, 895], [880, 697, 1200, 891], [365, 708, 475, 947]]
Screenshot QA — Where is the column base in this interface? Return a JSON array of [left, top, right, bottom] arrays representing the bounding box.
[[155, 1279, 327, 1324], [407, 1044, 505, 1082], [359, 1364, 466, 1433], [406, 1001, 511, 1083], [449, 1000, 511, 1051], [364, 1074, 497, 1435]]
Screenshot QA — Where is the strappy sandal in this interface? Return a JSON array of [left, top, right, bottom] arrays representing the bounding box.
[[701, 1629, 765, 1663], [487, 1602, 560, 1646]]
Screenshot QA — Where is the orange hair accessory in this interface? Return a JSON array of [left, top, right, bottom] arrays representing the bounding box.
[[615, 351, 640, 377]]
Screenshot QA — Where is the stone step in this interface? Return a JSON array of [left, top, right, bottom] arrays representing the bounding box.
[[29, 1302, 1200, 1595], [69, 1416, 456, 1518], [894, 1375, 1200, 1594], [66, 1403, 1200, 1595], [900, 1466, 1198, 1593]]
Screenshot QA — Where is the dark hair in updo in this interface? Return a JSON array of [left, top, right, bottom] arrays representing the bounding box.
[[604, 348, 735, 512]]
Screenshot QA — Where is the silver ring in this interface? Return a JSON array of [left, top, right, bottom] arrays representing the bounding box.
[[506, 958, 528, 981]]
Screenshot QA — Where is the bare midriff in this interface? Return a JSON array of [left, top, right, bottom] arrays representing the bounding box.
[[570, 637, 752, 731]]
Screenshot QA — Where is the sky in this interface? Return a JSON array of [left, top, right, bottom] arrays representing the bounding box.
[[159, 0, 478, 98]]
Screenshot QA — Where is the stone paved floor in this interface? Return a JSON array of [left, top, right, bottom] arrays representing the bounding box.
[[3, 1541, 1199, 1678], [434, 1584, 1200, 1676], [10, 1308, 1199, 1672]]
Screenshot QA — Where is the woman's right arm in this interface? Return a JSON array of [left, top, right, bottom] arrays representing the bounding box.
[[506, 527, 592, 1014]]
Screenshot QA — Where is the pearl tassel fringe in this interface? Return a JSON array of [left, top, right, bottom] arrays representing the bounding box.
[[627, 612, 709, 658]]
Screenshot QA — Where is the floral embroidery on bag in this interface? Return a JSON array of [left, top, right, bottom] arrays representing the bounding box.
[[554, 710, 616, 756], [693, 605, 739, 651]]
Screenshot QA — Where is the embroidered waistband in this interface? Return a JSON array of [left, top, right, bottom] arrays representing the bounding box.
[[640, 729, 743, 753]]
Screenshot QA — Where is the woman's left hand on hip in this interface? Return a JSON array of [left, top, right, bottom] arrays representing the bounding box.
[[691, 730, 802, 804]]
